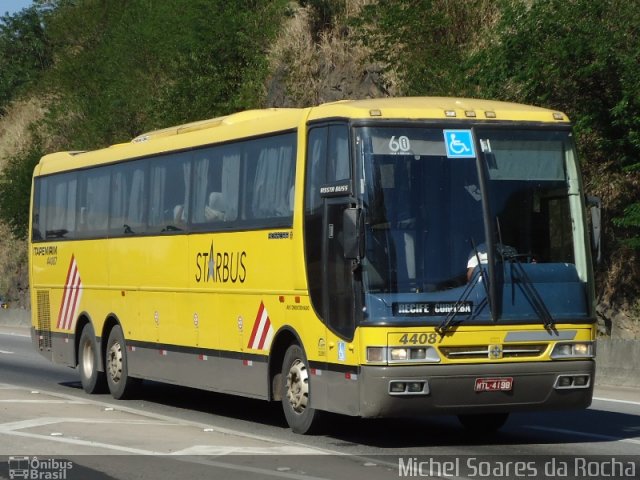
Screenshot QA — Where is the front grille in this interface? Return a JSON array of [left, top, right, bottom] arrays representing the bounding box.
[[439, 344, 548, 359], [36, 290, 52, 350]]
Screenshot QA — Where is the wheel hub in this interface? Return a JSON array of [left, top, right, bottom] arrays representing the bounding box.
[[286, 358, 309, 413], [107, 342, 123, 384], [81, 341, 94, 379]]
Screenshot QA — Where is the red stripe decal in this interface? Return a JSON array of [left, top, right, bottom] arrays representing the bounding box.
[[257, 317, 271, 350], [247, 301, 264, 348], [56, 255, 76, 329], [57, 256, 82, 331]]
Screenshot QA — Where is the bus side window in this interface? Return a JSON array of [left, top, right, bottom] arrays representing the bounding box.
[[84, 169, 110, 236], [148, 152, 190, 232], [110, 162, 147, 235], [45, 173, 77, 239], [328, 124, 350, 181], [191, 145, 240, 227], [249, 133, 296, 221]]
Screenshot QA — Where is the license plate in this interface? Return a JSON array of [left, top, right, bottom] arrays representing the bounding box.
[[474, 377, 513, 392]]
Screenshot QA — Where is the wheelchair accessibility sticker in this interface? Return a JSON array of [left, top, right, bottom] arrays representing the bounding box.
[[443, 130, 476, 158]]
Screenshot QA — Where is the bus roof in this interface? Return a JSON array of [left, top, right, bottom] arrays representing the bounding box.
[[35, 97, 569, 176], [306, 97, 569, 123]]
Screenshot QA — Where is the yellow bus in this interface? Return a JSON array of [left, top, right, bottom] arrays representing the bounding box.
[[30, 97, 597, 434]]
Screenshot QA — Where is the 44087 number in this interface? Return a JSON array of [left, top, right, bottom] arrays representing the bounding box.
[[397, 333, 439, 345]]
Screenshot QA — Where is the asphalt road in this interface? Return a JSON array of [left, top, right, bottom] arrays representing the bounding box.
[[0, 326, 638, 480]]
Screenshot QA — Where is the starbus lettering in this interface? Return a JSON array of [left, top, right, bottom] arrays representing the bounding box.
[[195, 242, 247, 284]]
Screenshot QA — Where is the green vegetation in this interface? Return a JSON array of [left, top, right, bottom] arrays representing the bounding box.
[[359, 0, 640, 306], [0, 5, 51, 114], [43, 0, 289, 148], [0, 141, 42, 239], [0, 0, 639, 324]]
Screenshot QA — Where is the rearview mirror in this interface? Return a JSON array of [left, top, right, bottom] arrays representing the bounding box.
[[343, 207, 363, 260], [586, 196, 602, 264]]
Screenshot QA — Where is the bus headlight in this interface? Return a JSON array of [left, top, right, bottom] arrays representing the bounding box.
[[550, 342, 595, 359], [366, 347, 386, 362], [390, 348, 408, 361], [366, 346, 440, 364]]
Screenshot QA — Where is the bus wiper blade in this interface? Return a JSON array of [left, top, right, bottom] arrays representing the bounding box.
[[436, 270, 484, 337], [504, 252, 555, 329], [437, 242, 493, 336]]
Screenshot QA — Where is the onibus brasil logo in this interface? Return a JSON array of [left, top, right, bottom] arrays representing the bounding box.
[[8, 456, 73, 480]]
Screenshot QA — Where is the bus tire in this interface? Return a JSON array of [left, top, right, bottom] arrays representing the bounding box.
[[105, 325, 140, 399], [78, 323, 107, 394], [281, 344, 322, 434], [457, 412, 509, 433]]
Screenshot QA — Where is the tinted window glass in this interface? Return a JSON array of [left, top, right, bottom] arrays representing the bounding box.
[[246, 134, 296, 221], [192, 144, 241, 226], [77, 168, 110, 237], [110, 160, 147, 235], [43, 172, 77, 239], [148, 152, 191, 233]]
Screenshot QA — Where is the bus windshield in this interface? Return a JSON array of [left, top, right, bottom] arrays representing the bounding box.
[[356, 126, 590, 324]]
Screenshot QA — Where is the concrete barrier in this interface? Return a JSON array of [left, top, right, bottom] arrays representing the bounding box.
[[594, 338, 640, 389], [1, 309, 638, 388], [0, 308, 30, 327]]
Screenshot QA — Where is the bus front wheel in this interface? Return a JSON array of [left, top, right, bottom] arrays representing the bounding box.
[[78, 323, 107, 394], [105, 325, 140, 399], [281, 344, 322, 434]]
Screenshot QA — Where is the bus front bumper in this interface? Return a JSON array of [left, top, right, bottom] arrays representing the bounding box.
[[358, 360, 594, 418]]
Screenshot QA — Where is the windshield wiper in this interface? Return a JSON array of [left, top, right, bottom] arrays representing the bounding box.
[[502, 250, 555, 330], [436, 241, 491, 336]]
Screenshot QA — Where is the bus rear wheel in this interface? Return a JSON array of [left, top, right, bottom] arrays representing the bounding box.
[[281, 344, 322, 434], [105, 325, 140, 399], [457, 412, 509, 433], [78, 323, 107, 394]]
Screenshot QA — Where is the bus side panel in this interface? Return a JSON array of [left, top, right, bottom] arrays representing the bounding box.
[[108, 237, 145, 341], [325, 330, 361, 416], [188, 230, 296, 398], [109, 235, 186, 381], [31, 241, 111, 367], [213, 292, 267, 397], [300, 315, 361, 417]]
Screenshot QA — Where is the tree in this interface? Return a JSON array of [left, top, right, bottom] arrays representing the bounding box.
[[474, 0, 640, 250], [0, 0, 290, 240], [0, 6, 52, 112], [41, 0, 289, 149], [0, 143, 43, 239]]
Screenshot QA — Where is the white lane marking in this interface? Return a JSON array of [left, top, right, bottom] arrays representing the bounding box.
[[0, 417, 177, 431], [2, 429, 332, 480], [0, 349, 14, 354], [171, 445, 329, 455], [0, 399, 86, 404], [0, 383, 343, 475], [2, 385, 341, 455], [593, 396, 640, 407], [169, 456, 333, 480], [0, 332, 30, 338], [525, 426, 640, 445], [4, 428, 166, 455]]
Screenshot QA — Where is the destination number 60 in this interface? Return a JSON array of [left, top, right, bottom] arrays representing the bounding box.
[[388, 135, 411, 152]]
